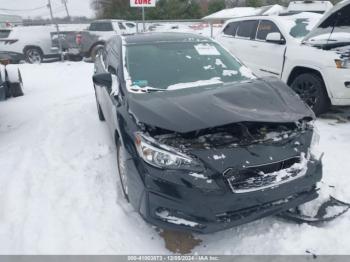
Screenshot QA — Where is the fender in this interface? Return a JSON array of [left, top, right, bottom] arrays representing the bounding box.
[[23, 45, 43, 55], [282, 62, 334, 99]]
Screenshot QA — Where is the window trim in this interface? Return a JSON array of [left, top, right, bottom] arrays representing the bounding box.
[[255, 19, 286, 44], [235, 20, 259, 40], [222, 21, 239, 38]]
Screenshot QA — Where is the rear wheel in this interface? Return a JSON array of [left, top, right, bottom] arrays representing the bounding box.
[[117, 140, 129, 202], [24, 47, 43, 64], [290, 73, 330, 116]]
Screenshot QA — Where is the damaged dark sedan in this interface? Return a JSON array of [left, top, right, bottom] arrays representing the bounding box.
[[92, 32, 323, 233]]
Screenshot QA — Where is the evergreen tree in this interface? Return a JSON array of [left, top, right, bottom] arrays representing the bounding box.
[[207, 0, 226, 15], [246, 0, 262, 8]]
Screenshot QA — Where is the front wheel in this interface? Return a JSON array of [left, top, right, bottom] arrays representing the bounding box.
[[117, 140, 129, 202], [90, 45, 104, 62], [290, 73, 330, 116]]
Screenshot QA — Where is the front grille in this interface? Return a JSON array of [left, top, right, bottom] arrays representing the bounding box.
[[224, 157, 303, 193]]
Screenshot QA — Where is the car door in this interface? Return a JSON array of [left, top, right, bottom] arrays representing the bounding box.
[[216, 21, 239, 54], [99, 39, 121, 133], [253, 19, 287, 78], [94, 44, 111, 123], [231, 20, 260, 71]]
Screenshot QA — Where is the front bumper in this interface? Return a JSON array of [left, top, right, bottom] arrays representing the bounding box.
[[323, 67, 350, 104], [135, 158, 322, 234]]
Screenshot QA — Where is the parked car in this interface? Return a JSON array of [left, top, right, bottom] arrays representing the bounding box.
[[0, 57, 24, 101], [216, 1, 350, 115], [0, 25, 60, 64], [51, 20, 137, 61], [92, 32, 323, 233]]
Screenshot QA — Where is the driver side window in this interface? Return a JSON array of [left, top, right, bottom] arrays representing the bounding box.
[[256, 20, 283, 41]]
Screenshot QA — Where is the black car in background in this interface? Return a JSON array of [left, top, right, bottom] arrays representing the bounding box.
[[92, 33, 322, 233]]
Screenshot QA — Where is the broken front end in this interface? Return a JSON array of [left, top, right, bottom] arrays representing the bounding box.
[[131, 120, 322, 233]]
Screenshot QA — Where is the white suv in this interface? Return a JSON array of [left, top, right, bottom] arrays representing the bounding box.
[[216, 1, 350, 115], [0, 25, 60, 64]]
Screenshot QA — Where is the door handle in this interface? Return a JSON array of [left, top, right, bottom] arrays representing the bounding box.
[[251, 45, 258, 48]]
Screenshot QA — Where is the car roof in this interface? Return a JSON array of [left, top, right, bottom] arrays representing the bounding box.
[[123, 32, 211, 45]]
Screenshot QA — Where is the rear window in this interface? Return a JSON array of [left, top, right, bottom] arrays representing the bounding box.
[[89, 22, 113, 31], [0, 30, 11, 39], [237, 20, 258, 39], [223, 22, 238, 37]]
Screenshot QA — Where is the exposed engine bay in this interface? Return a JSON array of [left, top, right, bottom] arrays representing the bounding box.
[[148, 121, 310, 152]]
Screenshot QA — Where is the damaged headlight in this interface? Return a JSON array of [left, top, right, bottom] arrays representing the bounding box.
[[135, 132, 204, 171]]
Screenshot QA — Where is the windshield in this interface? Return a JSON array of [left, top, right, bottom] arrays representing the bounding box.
[[279, 13, 322, 39], [124, 41, 255, 92]]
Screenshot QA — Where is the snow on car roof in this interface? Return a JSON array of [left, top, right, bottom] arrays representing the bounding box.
[[202, 5, 286, 21]]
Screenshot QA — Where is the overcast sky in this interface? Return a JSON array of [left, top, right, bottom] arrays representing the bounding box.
[[0, 0, 95, 18]]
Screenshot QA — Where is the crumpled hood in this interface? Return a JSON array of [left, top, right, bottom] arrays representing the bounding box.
[[127, 77, 314, 133]]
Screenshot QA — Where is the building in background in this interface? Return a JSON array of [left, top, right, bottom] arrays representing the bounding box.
[[0, 14, 22, 28]]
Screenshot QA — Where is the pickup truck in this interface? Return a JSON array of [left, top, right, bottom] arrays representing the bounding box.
[[51, 20, 137, 61]]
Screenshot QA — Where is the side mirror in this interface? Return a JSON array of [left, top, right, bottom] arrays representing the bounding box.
[[266, 32, 285, 45], [93, 73, 112, 88]]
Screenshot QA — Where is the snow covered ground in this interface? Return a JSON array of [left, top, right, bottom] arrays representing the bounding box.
[[0, 62, 350, 255]]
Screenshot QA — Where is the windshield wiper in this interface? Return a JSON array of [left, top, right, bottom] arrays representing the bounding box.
[[130, 86, 165, 93]]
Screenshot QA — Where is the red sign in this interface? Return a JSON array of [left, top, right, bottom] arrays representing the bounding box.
[[130, 0, 156, 7]]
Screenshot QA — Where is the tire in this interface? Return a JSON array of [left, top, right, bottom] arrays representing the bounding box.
[[90, 44, 104, 62], [4, 82, 11, 98], [290, 73, 330, 116], [117, 140, 129, 202], [9, 70, 24, 97], [94, 89, 105, 121], [0, 83, 7, 101], [24, 47, 43, 64]]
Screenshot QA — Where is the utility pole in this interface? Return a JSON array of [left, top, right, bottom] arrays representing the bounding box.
[[62, 0, 71, 21], [142, 6, 145, 32], [48, 0, 63, 61]]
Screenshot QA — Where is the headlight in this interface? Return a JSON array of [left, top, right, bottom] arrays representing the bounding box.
[[310, 127, 321, 159], [335, 59, 349, 69], [135, 132, 204, 171]]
